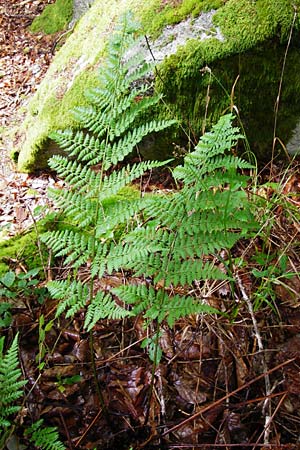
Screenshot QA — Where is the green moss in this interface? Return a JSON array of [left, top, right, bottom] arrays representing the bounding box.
[[147, 0, 300, 162], [156, 40, 300, 162], [29, 0, 73, 35], [140, 0, 223, 38], [0, 229, 46, 276], [214, 0, 300, 49]]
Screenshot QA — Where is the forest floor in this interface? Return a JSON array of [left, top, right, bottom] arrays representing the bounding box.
[[0, 0, 59, 238], [1, 1, 300, 450]]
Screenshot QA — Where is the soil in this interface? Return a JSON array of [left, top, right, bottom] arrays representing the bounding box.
[[1, 2, 300, 450]]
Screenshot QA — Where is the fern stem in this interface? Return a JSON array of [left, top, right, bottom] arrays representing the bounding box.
[[89, 330, 108, 418], [143, 323, 160, 426]]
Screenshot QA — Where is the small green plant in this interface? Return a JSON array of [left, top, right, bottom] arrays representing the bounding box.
[[25, 419, 66, 450], [37, 314, 54, 371], [0, 334, 27, 447], [252, 253, 299, 311], [0, 267, 47, 305], [0, 303, 13, 328], [56, 374, 82, 393], [0, 334, 66, 449]]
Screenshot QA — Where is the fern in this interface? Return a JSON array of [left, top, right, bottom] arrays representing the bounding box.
[[0, 334, 26, 427], [0, 336, 65, 449], [47, 279, 89, 317], [0, 334, 27, 446], [84, 291, 132, 331], [112, 114, 258, 340], [41, 12, 175, 328], [42, 12, 257, 366], [113, 284, 220, 327], [25, 419, 65, 450]]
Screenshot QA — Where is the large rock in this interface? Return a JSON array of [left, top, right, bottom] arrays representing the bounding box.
[[16, 0, 300, 172]]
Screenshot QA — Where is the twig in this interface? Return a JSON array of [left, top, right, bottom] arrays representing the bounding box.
[[236, 273, 272, 445], [253, 391, 288, 449]]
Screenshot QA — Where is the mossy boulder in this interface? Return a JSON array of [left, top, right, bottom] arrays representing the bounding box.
[[16, 0, 300, 172], [29, 0, 73, 35], [0, 229, 47, 276]]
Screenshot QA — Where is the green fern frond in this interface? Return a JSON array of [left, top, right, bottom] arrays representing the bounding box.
[[41, 230, 94, 268], [113, 285, 220, 327], [84, 291, 132, 331], [90, 242, 110, 278], [47, 189, 97, 227], [98, 160, 169, 200], [95, 197, 148, 239], [104, 120, 175, 166], [164, 294, 220, 327], [156, 260, 228, 287], [48, 156, 101, 190], [26, 419, 65, 450], [192, 114, 243, 159], [0, 334, 26, 434], [47, 279, 89, 317]]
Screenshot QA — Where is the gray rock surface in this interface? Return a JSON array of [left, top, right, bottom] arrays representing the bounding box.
[[287, 122, 300, 154], [70, 0, 95, 27], [125, 11, 223, 64]]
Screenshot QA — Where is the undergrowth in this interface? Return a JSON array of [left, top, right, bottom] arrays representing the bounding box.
[[41, 14, 257, 361], [3, 10, 300, 450], [0, 335, 65, 450]]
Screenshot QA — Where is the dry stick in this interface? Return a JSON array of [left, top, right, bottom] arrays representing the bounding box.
[[161, 358, 294, 438], [253, 391, 288, 449], [59, 410, 74, 450], [235, 274, 271, 445], [201, 65, 212, 135], [74, 408, 103, 447], [271, 5, 297, 174]]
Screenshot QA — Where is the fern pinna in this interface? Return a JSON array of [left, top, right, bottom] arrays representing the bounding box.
[[41, 13, 175, 328]]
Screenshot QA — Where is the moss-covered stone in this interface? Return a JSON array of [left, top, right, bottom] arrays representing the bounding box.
[[0, 229, 46, 276], [153, 0, 300, 161], [139, 0, 223, 38], [16, 0, 300, 171], [29, 0, 73, 35]]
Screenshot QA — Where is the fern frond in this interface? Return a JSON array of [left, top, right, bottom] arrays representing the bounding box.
[[50, 129, 107, 164], [0, 334, 26, 433], [105, 120, 176, 166], [48, 156, 101, 190], [48, 188, 97, 227], [84, 291, 131, 331], [194, 114, 243, 160], [155, 259, 228, 287], [41, 230, 94, 268], [98, 160, 169, 200], [47, 279, 89, 317], [113, 285, 220, 327], [26, 419, 65, 450], [95, 196, 149, 239], [164, 294, 220, 327]]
